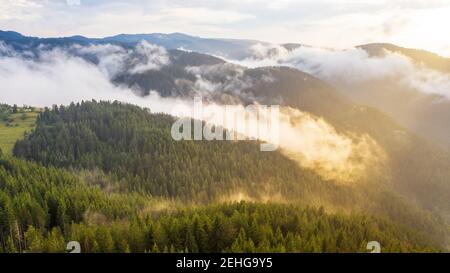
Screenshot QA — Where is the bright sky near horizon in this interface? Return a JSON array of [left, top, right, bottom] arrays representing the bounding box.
[[1, 0, 450, 56]]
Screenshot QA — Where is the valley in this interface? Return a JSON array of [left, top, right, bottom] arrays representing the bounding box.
[[0, 30, 449, 253]]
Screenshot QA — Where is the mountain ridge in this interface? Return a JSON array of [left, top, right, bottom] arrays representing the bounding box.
[[3, 30, 449, 62]]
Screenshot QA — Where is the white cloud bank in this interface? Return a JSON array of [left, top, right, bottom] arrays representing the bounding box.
[[184, 103, 384, 182], [229, 43, 450, 99], [71, 40, 170, 78], [0, 41, 171, 110]]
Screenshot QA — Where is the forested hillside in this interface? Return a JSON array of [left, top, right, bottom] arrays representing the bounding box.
[[242, 67, 450, 216], [359, 43, 450, 73], [11, 101, 449, 250], [0, 156, 441, 252], [13, 101, 326, 202]]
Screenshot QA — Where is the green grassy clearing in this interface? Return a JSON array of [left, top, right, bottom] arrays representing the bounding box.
[[0, 108, 39, 155]]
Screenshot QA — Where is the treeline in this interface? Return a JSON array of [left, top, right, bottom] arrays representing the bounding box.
[[63, 202, 440, 253], [67, 203, 440, 253], [1, 104, 35, 121]]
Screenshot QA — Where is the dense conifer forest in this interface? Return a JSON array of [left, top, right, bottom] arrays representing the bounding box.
[[0, 155, 440, 252], [0, 101, 444, 252]]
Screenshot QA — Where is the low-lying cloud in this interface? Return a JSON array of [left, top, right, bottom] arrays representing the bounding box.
[[71, 40, 170, 77], [130, 41, 170, 74], [0, 41, 174, 112], [184, 63, 273, 102], [175, 102, 384, 182], [230, 43, 450, 99]]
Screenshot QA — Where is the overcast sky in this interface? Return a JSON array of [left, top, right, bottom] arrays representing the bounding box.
[[1, 0, 450, 56]]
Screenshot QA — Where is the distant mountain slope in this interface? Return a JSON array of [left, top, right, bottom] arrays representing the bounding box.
[[359, 43, 450, 72], [0, 30, 95, 49], [239, 67, 450, 218], [3, 30, 449, 67], [103, 33, 260, 59], [113, 50, 225, 97], [0, 30, 260, 59], [335, 43, 450, 149]]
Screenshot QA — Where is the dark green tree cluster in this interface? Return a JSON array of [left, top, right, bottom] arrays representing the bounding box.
[[0, 104, 13, 124], [0, 157, 152, 252]]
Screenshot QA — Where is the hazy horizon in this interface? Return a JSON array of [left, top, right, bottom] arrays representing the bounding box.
[[1, 0, 450, 57]]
